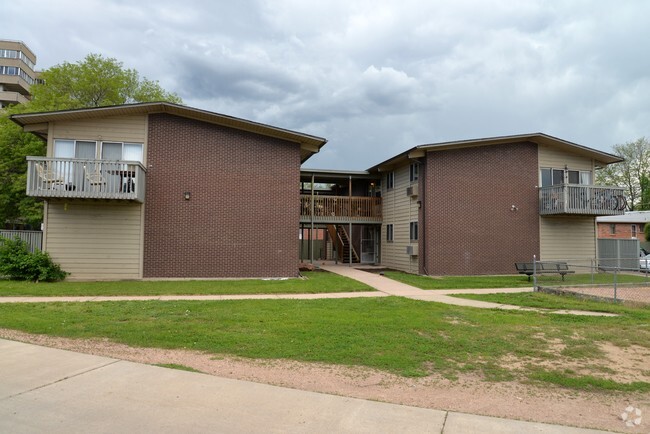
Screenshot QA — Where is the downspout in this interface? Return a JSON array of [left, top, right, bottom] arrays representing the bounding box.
[[413, 157, 427, 275]]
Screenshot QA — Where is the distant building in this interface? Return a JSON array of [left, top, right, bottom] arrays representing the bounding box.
[[597, 211, 650, 251], [0, 39, 38, 108]]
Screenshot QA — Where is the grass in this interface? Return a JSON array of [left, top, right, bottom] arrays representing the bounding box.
[[0, 271, 373, 296], [0, 295, 648, 392], [383, 270, 650, 290], [451, 291, 639, 314]]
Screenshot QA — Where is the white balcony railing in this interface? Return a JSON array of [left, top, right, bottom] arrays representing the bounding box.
[[539, 185, 626, 216], [26, 157, 146, 203]]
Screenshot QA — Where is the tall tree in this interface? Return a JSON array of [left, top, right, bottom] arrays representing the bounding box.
[[27, 53, 182, 111], [596, 137, 650, 211], [0, 54, 182, 227]]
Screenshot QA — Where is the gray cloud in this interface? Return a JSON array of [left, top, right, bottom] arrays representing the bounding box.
[[5, 0, 650, 169]]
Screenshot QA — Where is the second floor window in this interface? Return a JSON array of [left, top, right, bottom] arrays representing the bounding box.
[[386, 171, 394, 190], [386, 224, 394, 242], [409, 163, 419, 182], [540, 168, 591, 187]]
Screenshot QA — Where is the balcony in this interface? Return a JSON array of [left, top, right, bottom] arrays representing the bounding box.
[[539, 185, 626, 216], [26, 157, 146, 203], [300, 195, 382, 223]]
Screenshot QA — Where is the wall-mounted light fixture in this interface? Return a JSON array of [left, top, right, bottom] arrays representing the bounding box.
[[510, 204, 518, 211], [184, 192, 191, 200], [417, 200, 422, 209]]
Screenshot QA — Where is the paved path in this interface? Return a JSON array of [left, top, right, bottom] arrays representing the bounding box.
[[320, 265, 618, 317], [0, 338, 609, 434], [0, 265, 617, 316]]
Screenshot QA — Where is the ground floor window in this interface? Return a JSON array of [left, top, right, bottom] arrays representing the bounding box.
[[386, 224, 394, 242], [410, 221, 418, 242]]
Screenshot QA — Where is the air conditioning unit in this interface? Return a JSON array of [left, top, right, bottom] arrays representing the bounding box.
[[406, 185, 419, 197], [406, 245, 418, 256]]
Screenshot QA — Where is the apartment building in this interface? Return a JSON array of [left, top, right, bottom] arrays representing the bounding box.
[[0, 39, 38, 108]]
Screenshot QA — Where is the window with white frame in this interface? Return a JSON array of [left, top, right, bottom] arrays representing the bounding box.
[[386, 171, 394, 190], [409, 221, 418, 242], [53, 139, 143, 163], [386, 224, 394, 242], [409, 162, 419, 182], [540, 167, 592, 187]]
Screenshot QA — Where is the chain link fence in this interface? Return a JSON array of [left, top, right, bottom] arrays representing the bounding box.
[[528, 257, 650, 305]]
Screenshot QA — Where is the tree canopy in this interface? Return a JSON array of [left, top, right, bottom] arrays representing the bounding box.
[[1, 54, 182, 228], [596, 137, 650, 211]]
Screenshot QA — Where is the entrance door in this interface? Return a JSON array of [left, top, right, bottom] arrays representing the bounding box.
[[360, 226, 377, 264]]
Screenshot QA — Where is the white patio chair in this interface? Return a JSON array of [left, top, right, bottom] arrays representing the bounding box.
[[36, 163, 64, 189], [83, 165, 106, 191]]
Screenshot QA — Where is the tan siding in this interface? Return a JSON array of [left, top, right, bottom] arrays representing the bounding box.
[[538, 144, 594, 172], [44, 201, 143, 280], [381, 163, 419, 273], [540, 216, 596, 263], [49, 115, 147, 156]]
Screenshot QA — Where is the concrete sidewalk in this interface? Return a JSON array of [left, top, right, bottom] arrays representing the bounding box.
[[0, 338, 608, 433], [320, 265, 618, 317]]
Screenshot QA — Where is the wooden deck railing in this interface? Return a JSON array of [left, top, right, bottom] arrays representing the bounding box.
[[26, 157, 146, 203], [539, 185, 626, 216], [300, 195, 382, 222]]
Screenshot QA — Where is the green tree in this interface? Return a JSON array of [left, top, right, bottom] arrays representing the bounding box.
[[27, 53, 182, 111], [596, 137, 650, 211], [0, 54, 182, 227]]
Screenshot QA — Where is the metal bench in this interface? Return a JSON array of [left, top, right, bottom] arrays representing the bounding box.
[[515, 262, 575, 281]]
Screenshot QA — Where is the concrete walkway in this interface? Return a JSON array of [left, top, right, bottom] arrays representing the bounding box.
[[320, 265, 619, 317], [0, 265, 617, 316], [0, 338, 609, 434]]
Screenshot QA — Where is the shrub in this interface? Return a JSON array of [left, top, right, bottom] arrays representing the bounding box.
[[0, 236, 68, 282]]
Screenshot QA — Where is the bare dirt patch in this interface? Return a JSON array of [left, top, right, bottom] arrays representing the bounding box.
[[1, 328, 648, 433]]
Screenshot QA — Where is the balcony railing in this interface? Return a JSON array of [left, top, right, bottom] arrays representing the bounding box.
[[26, 157, 146, 203], [539, 185, 626, 216], [300, 195, 382, 223]]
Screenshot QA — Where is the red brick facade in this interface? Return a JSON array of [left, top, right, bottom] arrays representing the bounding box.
[[143, 114, 301, 278], [597, 222, 646, 241], [421, 142, 540, 275]]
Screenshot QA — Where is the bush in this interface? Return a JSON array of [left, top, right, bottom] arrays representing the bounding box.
[[0, 236, 68, 282]]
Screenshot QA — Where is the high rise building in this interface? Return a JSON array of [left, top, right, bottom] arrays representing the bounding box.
[[0, 39, 38, 108]]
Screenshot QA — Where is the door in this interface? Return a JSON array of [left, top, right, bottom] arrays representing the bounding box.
[[360, 226, 377, 264]]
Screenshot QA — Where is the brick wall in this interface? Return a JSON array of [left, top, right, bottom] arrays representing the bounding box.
[[143, 114, 300, 278], [422, 142, 540, 275], [597, 222, 646, 241]]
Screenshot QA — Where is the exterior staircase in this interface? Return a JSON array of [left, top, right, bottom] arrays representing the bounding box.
[[327, 224, 359, 263]]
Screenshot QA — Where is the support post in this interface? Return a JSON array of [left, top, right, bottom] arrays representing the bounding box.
[[533, 254, 537, 291]]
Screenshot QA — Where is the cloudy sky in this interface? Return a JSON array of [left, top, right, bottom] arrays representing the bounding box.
[[5, 0, 650, 169]]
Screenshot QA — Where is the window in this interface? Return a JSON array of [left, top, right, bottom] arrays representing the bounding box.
[[540, 168, 592, 187], [409, 163, 419, 182], [632, 225, 637, 238], [386, 171, 394, 190], [409, 221, 418, 242], [609, 224, 616, 235], [101, 142, 143, 162], [54, 139, 97, 159], [386, 224, 394, 242]]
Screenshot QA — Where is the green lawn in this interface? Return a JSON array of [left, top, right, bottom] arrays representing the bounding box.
[[383, 270, 650, 290], [0, 296, 648, 392], [0, 271, 373, 296]]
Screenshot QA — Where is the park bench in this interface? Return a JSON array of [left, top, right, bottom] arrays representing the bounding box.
[[515, 262, 575, 281]]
